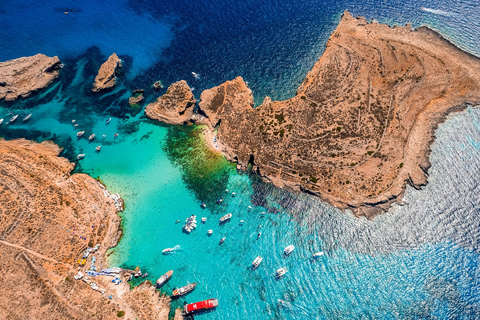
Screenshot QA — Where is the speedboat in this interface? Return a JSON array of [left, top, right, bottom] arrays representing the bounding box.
[[261, 212, 266, 215], [77, 131, 85, 138], [247, 206, 253, 211], [239, 220, 245, 225], [88, 134, 95, 141], [183, 298, 218, 315], [95, 146, 101, 151], [274, 267, 288, 278], [284, 245, 295, 255], [0, 118, 3, 125], [77, 154, 85, 160], [23, 113, 32, 122], [313, 252, 324, 258], [173, 283, 197, 297], [219, 237, 226, 244], [156, 270, 173, 288], [231, 192, 236, 197], [162, 248, 173, 254], [142, 272, 148, 278], [106, 118, 111, 124], [252, 256, 263, 269], [201, 217, 207, 223], [207, 230, 213, 235], [72, 119, 76, 123], [9, 115, 18, 123], [219, 213, 232, 223], [114, 133, 118, 138], [191, 72, 201, 80]]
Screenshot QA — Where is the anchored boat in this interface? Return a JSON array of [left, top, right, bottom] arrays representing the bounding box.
[[172, 283, 197, 297], [313, 252, 324, 258], [89, 134, 95, 141], [95, 146, 101, 151], [156, 270, 173, 288], [274, 267, 288, 278], [284, 245, 295, 255], [252, 256, 263, 269], [183, 298, 218, 315], [23, 113, 32, 122], [9, 115, 18, 123], [219, 213, 232, 223], [77, 131, 85, 138], [162, 248, 173, 254], [77, 154, 85, 160], [219, 237, 226, 244]]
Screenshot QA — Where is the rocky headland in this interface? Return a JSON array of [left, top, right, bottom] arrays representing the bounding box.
[[146, 11, 480, 218], [0, 139, 174, 319], [92, 53, 122, 92], [0, 53, 62, 101]]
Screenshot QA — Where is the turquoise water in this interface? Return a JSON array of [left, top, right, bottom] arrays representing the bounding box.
[[1, 0, 480, 319]]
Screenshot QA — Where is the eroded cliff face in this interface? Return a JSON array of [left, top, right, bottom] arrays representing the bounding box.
[[92, 53, 122, 92], [148, 11, 480, 218], [145, 80, 196, 125], [0, 139, 171, 319], [0, 54, 62, 101]]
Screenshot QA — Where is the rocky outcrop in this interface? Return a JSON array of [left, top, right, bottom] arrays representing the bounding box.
[[92, 53, 121, 92], [151, 11, 480, 218], [0, 139, 171, 319], [145, 80, 196, 125], [0, 54, 62, 101]]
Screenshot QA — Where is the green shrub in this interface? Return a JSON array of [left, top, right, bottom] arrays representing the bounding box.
[[117, 311, 125, 317]]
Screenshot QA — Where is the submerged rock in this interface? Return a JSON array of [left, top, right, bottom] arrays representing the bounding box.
[[145, 80, 196, 125], [92, 53, 122, 92], [0, 53, 62, 101]]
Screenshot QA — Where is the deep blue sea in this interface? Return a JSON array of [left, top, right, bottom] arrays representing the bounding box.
[[1, 0, 480, 319]]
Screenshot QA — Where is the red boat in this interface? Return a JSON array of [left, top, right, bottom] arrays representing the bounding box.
[[183, 298, 218, 315]]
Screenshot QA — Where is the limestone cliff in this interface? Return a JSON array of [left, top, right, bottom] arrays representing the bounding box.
[[145, 80, 196, 125], [92, 53, 122, 92], [0, 54, 62, 101]]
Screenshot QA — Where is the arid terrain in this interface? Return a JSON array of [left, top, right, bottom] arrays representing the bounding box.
[[92, 53, 122, 92], [146, 11, 480, 217], [0, 139, 177, 319]]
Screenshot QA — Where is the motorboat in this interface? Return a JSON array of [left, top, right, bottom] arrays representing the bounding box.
[[77, 154, 85, 160], [313, 252, 324, 258], [0, 118, 3, 125], [77, 131, 85, 138], [102, 135, 106, 138], [219, 237, 226, 244], [274, 267, 288, 278], [231, 192, 236, 197], [142, 273, 148, 278], [134, 269, 142, 277], [172, 283, 197, 297], [247, 206, 253, 211], [72, 119, 76, 123], [261, 212, 266, 215], [207, 230, 213, 235], [127, 274, 133, 281], [191, 72, 201, 80], [74, 124, 79, 127], [162, 248, 173, 254], [201, 217, 207, 223], [9, 115, 18, 123], [252, 256, 263, 269], [239, 220, 245, 225], [156, 270, 173, 288], [257, 232, 261, 238], [89, 134, 95, 141], [106, 118, 111, 124], [284, 245, 295, 255], [201, 202, 206, 209], [219, 213, 232, 223], [114, 133, 118, 138], [95, 146, 101, 151], [23, 113, 32, 121], [183, 298, 218, 315]]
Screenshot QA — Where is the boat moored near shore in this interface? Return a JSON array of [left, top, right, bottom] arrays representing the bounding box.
[[156, 270, 173, 288], [219, 213, 232, 223], [172, 282, 197, 297], [183, 298, 218, 315]]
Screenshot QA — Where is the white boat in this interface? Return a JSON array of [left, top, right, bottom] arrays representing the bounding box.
[[106, 118, 111, 124], [102, 135, 106, 138], [156, 270, 173, 288], [252, 256, 263, 269], [23, 113, 32, 121], [95, 146, 101, 151], [191, 72, 200, 80], [77, 131, 85, 138], [74, 124, 79, 127], [239, 220, 245, 225], [72, 119, 76, 123], [201, 217, 207, 223], [219, 213, 232, 223], [313, 252, 324, 258], [219, 237, 226, 244], [274, 267, 288, 278], [9, 115, 18, 123], [201, 202, 206, 208], [284, 245, 295, 255], [231, 192, 236, 197], [207, 230, 213, 235], [77, 154, 85, 160], [247, 206, 252, 211], [89, 134, 95, 140], [162, 248, 173, 254], [0, 118, 3, 125], [261, 212, 266, 215]]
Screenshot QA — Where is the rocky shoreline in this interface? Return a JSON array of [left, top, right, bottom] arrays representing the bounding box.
[[146, 11, 480, 218]]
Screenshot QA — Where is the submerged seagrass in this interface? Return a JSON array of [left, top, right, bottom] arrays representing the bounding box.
[[147, 11, 480, 217]]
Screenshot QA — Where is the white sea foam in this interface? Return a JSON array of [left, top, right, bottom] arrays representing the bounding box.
[[421, 7, 458, 17]]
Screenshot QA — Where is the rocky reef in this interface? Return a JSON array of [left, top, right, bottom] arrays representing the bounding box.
[[0, 54, 62, 101], [147, 11, 480, 218], [145, 80, 196, 125], [92, 53, 122, 92], [0, 139, 173, 319]]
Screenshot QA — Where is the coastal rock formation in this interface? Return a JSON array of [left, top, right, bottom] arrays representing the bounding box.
[[0, 139, 171, 319], [0, 54, 62, 101], [92, 53, 121, 92], [145, 80, 196, 125], [151, 11, 480, 218]]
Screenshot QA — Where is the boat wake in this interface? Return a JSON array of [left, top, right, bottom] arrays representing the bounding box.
[[172, 245, 181, 251], [421, 7, 458, 17]]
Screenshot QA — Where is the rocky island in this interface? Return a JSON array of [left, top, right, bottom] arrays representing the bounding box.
[[0, 139, 177, 319], [92, 53, 122, 92], [0, 53, 62, 101], [147, 11, 480, 217]]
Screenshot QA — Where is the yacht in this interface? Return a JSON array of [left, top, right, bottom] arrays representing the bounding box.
[[77, 154, 85, 160], [207, 230, 213, 235], [284, 245, 295, 255], [219, 213, 232, 223], [252, 256, 263, 269], [173, 283, 197, 297], [156, 270, 173, 288], [9, 115, 18, 123], [274, 267, 288, 278], [313, 252, 324, 258], [162, 248, 173, 254], [23, 113, 32, 122], [88, 134, 95, 141], [77, 131, 85, 138], [95, 146, 101, 151], [219, 237, 226, 244]]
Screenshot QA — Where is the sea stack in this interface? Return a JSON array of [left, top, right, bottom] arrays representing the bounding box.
[[0, 54, 62, 101], [145, 80, 196, 125], [92, 53, 122, 92]]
